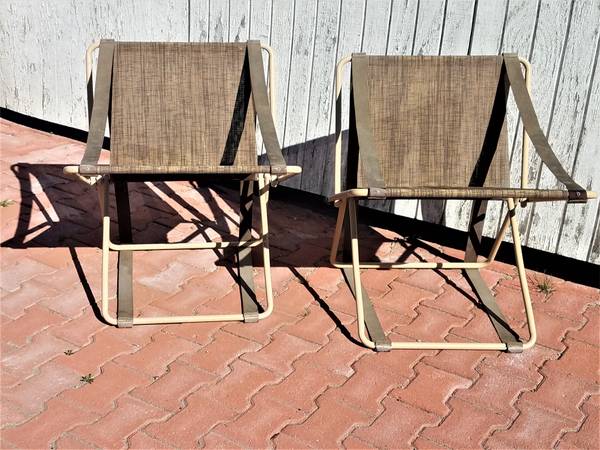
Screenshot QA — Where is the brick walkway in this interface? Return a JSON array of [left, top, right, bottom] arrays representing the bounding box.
[[1, 118, 599, 449]]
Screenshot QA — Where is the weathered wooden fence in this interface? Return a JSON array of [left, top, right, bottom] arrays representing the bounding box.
[[2, 0, 599, 263]]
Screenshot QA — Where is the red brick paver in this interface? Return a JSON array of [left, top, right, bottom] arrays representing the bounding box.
[[1, 119, 599, 448]]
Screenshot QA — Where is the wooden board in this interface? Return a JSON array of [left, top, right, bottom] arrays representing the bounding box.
[[3, 0, 599, 263]]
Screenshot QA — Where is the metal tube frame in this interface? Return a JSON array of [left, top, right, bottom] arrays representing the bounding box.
[[83, 40, 278, 326], [331, 54, 537, 351], [98, 174, 274, 326]]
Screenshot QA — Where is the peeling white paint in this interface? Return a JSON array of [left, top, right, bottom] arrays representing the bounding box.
[[1, 0, 598, 263]]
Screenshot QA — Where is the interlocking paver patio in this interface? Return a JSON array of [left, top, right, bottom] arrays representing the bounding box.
[[1, 118, 599, 449]]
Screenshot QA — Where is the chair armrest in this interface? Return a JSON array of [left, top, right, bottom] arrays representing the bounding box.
[[328, 188, 370, 203]]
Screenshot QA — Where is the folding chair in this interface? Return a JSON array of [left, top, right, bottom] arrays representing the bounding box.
[[330, 54, 596, 352], [64, 40, 300, 327]]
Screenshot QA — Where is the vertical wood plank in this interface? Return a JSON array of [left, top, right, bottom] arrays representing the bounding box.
[[229, 0, 250, 42], [386, 0, 419, 55], [190, 0, 210, 41], [412, 0, 446, 55], [526, 0, 600, 252], [209, 0, 229, 42], [269, 0, 295, 158], [280, 0, 318, 189], [588, 208, 600, 264], [249, 0, 271, 43], [469, 0, 507, 48], [361, 0, 392, 53], [299, 0, 341, 194], [439, 0, 475, 55]]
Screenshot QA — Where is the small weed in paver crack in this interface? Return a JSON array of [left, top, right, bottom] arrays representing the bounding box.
[[64, 349, 74, 355], [80, 374, 94, 384], [0, 199, 15, 207], [534, 275, 555, 297]]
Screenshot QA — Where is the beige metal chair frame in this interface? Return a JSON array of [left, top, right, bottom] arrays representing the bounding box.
[[330, 55, 596, 352], [64, 41, 300, 326]]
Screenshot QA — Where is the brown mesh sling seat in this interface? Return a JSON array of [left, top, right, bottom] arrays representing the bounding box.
[[329, 54, 596, 352], [64, 40, 300, 327]]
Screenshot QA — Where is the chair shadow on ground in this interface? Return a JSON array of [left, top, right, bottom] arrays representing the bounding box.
[[2, 161, 486, 336]]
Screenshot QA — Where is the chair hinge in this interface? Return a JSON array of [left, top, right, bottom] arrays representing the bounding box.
[[568, 190, 587, 203], [270, 166, 288, 176], [367, 187, 387, 199]]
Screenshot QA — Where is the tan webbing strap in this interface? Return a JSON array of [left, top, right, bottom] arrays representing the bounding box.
[[81, 39, 115, 174], [341, 206, 391, 351], [238, 181, 259, 322], [114, 179, 133, 328], [465, 200, 522, 352], [503, 54, 587, 203], [117, 251, 133, 328], [351, 54, 386, 199], [465, 268, 522, 352], [343, 268, 392, 351], [247, 41, 287, 175]]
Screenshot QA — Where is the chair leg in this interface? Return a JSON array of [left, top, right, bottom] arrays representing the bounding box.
[[99, 177, 118, 326], [97, 175, 275, 327], [334, 197, 536, 352], [507, 198, 537, 350], [257, 174, 274, 318], [346, 199, 376, 349]]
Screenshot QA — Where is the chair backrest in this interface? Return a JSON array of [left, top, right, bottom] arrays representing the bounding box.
[[350, 55, 510, 189], [110, 42, 256, 171]]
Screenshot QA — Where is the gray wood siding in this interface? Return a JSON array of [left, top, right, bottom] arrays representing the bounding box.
[[2, 0, 599, 263]]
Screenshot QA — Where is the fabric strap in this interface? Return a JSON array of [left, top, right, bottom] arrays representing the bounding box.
[[503, 54, 587, 203], [247, 40, 287, 175], [342, 205, 391, 351], [238, 181, 259, 322], [81, 39, 115, 174], [351, 54, 386, 198], [114, 179, 134, 328], [342, 267, 392, 351], [464, 199, 522, 352]]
